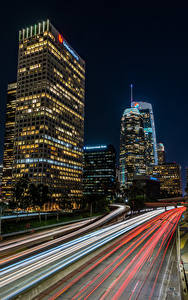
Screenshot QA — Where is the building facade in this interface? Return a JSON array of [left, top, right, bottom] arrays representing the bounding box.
[[131, 101, 158, 171], [2, 82, 17, 202], [152, 163, 182, 197], [12, 20, 85, 202], [157, 143, 165, 165], [0, 164, 3, 189], [120, 108, 146, 188], [83, 145, 116, 198]]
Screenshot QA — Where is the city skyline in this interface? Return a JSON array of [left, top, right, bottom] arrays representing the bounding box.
[[0, 3, 187, 190], [0, 4, 187, 299]]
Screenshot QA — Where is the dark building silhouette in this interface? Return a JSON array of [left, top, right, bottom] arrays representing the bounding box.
[[83, 145, 116, 199], [133, 175, 160, 201]]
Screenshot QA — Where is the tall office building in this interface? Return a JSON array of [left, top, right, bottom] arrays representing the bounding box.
[[83, 145, 116, 198], [152, 162, 182, 197], [185, 167, 188, 191], [157, 143, 165, 165], [120, 108, 146, 188], [0, 164, 3, 185], [131, 101, 158, 171], [2, 82, 17, 202], [12, 20, 85, 202]]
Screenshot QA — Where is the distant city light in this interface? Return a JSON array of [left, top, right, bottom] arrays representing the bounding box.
[[133, 102, 139, 108], [144, 128, 152, 133], [58, 33, 63, 44], [63, 40, 79, 61], [84, 145, 107, 150], [150, 176, 158, 181]]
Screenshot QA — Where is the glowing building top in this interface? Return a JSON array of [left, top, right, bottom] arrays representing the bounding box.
[[131, 101, 158, 167]]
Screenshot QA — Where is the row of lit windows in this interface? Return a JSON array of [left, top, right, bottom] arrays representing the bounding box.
[[21, 39, 84, 82], [54, 73, 84, 105], [54, 69, 84, 101], [15, 138, 82, 156], [14, 169, 81, 182], [17, 92, 83, 121], [47, 41, 84, 80], [43, 31, 85, 74], [15, 162, 82, 173]]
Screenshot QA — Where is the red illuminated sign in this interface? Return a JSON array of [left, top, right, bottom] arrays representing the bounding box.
[[58, 34, 63, 44]]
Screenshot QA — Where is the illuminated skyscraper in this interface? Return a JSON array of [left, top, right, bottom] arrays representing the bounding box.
[[12, 20, 85, 203], [153, 162, 182, 197], [0, 164, 3, 186], [157, 143, 165, 165], [2, 82, 17, 202], [120, 108, 146, 188], [83, 145, 116, 198], [131, 101, 158, 171], [185, 167, 188, 192]]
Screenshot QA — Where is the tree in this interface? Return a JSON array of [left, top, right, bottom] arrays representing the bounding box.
[[82, 193, 109, 216], [129, 184, 145, 211], [12, 175, 30, 212], [28, 183, 38, 209], [0, 201, 8, 239], [185, 185, 188, 196], [121, 184, 145, 213], [58, 188, 70, 210], [34, 184, 51, 222]]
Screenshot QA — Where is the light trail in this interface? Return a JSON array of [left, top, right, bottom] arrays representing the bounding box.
[[0, 209, 164, 299], [97, 214, 176, 299], [148, 212, 181, 299], [71, 215, 165, 300], [47, 217, 157, 299], [0, 219, 91, 250], [103, 210, 182, 299], [1, 210, 159, 274], [0, 204, 128, 265], [133, 212, 181, 300], [47, 207, 185, 300], [1, 211, 161, 280], [47, 209, 177, 300]]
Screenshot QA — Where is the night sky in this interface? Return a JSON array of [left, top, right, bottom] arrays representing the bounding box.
[[0, 2, 187, 190]]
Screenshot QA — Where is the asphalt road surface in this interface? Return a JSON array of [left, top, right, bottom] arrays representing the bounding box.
[[0, 207, 184, 300]]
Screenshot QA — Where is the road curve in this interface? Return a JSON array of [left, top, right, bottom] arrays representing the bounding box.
[[0, 208, 165, 300]]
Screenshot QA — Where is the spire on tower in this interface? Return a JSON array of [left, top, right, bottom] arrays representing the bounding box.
[[130, 84, 133, 106]]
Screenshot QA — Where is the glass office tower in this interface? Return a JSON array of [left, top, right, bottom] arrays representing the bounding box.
[[153, 163, 182, 197], [2, 82, 17, 202], [83, 145, 116, 198], [13, 20, 85, 202], [157, 143, 165, 165], [131, 101, 158, 171], [120, 108, 146, 188]]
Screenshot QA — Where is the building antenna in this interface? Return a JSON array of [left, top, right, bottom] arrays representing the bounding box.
[[130, 84, 133, 106]]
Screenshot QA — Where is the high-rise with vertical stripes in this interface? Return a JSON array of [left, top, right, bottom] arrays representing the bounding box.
[[11, 20, 85, 203], [2, 82, 17, 201], [120, 108, 146, 188], [131, 101, 158, 172]]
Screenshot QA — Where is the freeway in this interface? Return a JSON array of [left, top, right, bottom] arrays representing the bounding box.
[[40, 207, 184, 300], [0, 218, 92, 259], [0, 209, 167, 299], [0, 204, 128, 263]]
